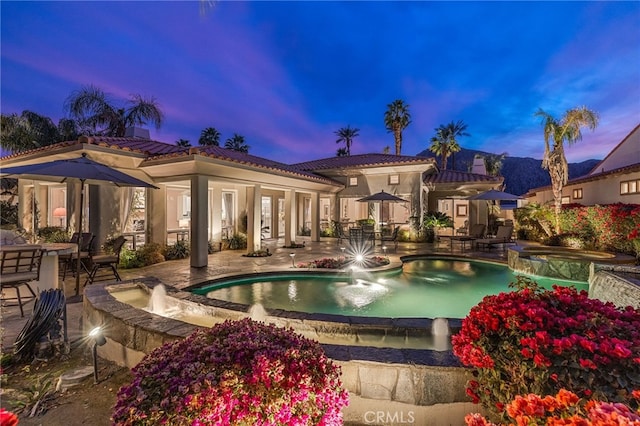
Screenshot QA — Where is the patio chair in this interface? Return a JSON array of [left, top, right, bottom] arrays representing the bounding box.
[[85, 236, 127, 286], [1, 245, 43, 317], [475, 225, 515, 250], [379, 226, 400, 251], [333, 220, 349, 246], [61, 232, 95, 280]]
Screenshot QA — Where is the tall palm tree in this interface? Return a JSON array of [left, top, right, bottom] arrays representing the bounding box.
[[429, 120, 469, 170], [65, 84, 164, 137], [384, 100, 411, 155], [334, 125, 359, 156], [199, 127, 221, 146], [176, 138, 191, 147], [535, 106, 599, 233], [224, 133, 249, 153], [483, 152, 507, 177]]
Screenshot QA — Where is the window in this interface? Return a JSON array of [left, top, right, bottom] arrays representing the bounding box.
[[572, 188, 583, 200], [349, 177, 358, 186], [389, 174, 399, 185], [456, 204, 468, 217], [561, 196, 571, 204], [620, 179, 640, 195]]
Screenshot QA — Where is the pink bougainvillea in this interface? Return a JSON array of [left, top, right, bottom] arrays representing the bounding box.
[[112, 318, 349, 425]]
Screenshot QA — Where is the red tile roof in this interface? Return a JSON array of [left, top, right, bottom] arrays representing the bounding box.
[[423, 169, 502, 184], [291, 153, 435, 171]]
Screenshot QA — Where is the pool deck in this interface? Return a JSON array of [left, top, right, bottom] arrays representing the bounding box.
[[1, 237, 633, 351]]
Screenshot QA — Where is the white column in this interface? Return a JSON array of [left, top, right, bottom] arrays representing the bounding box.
[[147, 184, 167, 246], [246, 184, 262, 252], [310, 191, 320, 242], [211, 185, 222, 244], [190, 175, 209, 268], [284, 189, 296, 246]]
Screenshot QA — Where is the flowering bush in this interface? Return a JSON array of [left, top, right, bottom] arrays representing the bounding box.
[[297, 256, 390, 269], [0, 409, 18, 426], [452, 276, 640, 421], [465, 389, 640, 426], [112, 318, 349, 425]]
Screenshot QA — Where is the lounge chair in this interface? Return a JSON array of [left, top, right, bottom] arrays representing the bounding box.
[[475, 225, 515, 250], [447, 224, 485, 252]]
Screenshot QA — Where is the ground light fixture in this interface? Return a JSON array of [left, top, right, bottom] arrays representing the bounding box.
[[289, 253, 295, 268], [382, 246, 388, 255], [89, 326, 107, 384]]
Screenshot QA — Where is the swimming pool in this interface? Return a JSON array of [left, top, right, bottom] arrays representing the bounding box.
[[194, 258, 588, 319]]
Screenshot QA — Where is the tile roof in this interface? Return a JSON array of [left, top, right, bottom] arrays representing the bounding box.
[[525, 163, 640, 195], [144, 146, 342, 186], [291, 153, 435, 171], [423, 169, 502, 184]]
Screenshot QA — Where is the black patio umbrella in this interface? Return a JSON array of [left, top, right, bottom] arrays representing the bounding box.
[[1, 153, 157, 296], [357, 190, 407, 225]]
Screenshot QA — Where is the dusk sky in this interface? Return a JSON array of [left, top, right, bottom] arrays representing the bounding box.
[[2, 1, 639, 164]]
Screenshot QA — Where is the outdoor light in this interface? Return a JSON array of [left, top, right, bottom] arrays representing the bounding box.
[[289, 253, 296, 268], [382, 246, 387, 255], [355, 254, 364, 263], [89, 326, 107, 384], [340, 247, 346, 255]]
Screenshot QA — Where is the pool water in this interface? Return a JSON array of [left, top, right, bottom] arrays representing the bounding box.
[[194, 258, 588, 319]]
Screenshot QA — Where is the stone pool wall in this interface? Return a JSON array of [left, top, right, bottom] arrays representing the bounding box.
[[589, 264, 640, 309], [83, 280, 476, 425]]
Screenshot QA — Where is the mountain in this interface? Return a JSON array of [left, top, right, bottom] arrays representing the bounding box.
[[416, 148, 601, 196]]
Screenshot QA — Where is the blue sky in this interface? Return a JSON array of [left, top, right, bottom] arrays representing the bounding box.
[[2, 1, 639, 163]]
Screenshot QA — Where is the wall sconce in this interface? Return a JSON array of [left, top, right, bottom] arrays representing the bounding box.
[[89, 326, 107, 384], [53, 207, 67, 227]]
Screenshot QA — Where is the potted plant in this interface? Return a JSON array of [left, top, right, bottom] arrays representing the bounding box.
[[422, 211, 453, 243]]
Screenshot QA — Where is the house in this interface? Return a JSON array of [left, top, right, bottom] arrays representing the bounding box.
[[1, 133, 503, 267], [525, 124, 640, 206]]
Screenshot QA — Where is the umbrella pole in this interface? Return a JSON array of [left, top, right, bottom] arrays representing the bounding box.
[[75, 180, 85, 296]]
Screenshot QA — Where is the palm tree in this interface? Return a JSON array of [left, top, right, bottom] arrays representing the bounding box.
[[224, 134, 249, 153], [334, 125, 359, 156], [199, 127, 221, 146], [535, 106, 599, 233], [429, 120, 469, 170], [1, 110, 62, 153], [65, 84, 164, 137], [336, 147, 349, 157], [176, 138, 191, 147], [384, 100, 411, 155], [474, 152, 507, 177]]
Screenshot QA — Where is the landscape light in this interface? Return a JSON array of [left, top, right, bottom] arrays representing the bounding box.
[[89, 326, 107, 384], [289, 253, 296, 268]]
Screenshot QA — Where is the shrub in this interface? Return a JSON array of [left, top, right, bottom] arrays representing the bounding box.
[[226, 232, 247, 250], [465, 389, 640, 426], [112, 318, 349, 425], [452, 276, 640, 422], [119, 243, 165, 269], [163, 239, 190, 260], [36, 226, 69, 243]]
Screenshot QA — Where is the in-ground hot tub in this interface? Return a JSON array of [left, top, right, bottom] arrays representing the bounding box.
[[508, 245, 632, 282]]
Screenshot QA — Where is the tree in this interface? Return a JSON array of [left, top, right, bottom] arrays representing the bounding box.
[[176, 138, 191, 147], [336, 147, 349, 157], [224, 133, 249, 153], [429, 120, 469, 170], [199, 127, 221, 146], [535, 106, 599, 234], [1, 110, 63, 153], [384, 100, 411, 155], [334, 125, 359, 156], [65, 84, 164, 137], [474, 152, 507, 177]]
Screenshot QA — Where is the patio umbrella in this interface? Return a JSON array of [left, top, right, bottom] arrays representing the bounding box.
[[1, 153, 157, 296], [465, 189, 523, 201], [357, 190, 407, 225]]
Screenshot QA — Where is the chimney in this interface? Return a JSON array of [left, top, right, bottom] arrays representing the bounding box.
[[471, 157, 487, 175], [124, 127, 150, 139]]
